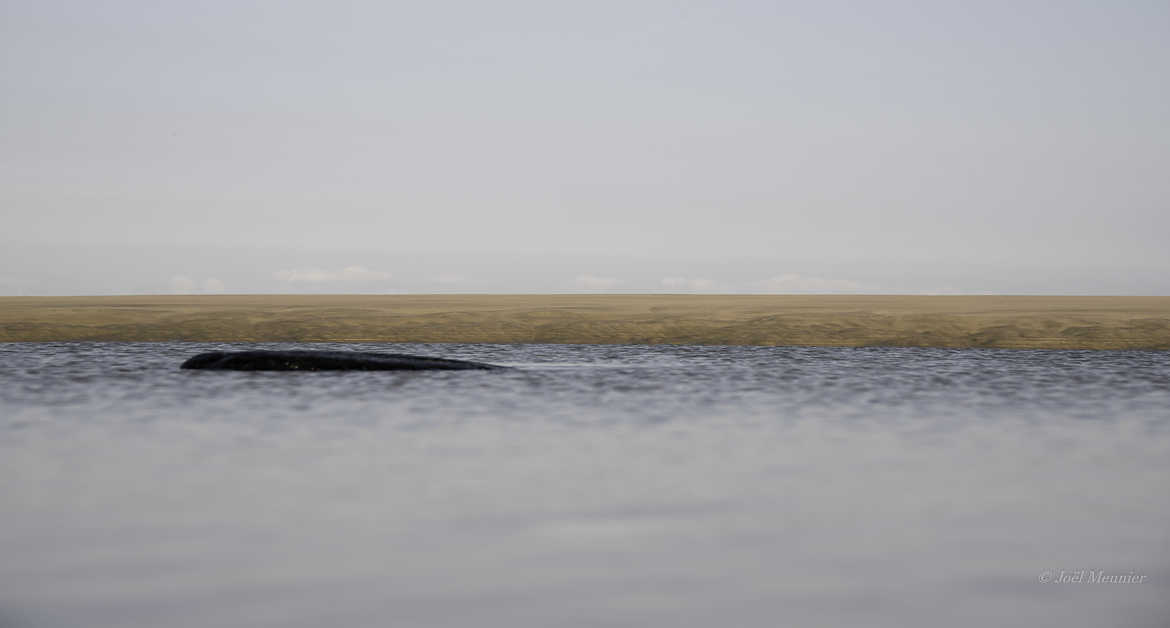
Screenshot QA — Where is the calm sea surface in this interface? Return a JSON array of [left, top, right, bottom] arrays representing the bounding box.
[[2, 342, 1168, 627]]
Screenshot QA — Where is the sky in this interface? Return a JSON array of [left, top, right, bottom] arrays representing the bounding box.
[[2, 0, 1168, 295]]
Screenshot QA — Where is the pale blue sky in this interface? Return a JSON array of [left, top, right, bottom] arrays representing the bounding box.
[[2, 0, 1167, 294]]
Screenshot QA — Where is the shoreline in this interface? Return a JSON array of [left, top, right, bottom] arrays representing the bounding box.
[[2, 294, 1169, 350]]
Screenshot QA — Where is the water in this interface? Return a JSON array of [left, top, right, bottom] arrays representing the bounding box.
[[2, 342, 1168, 628]]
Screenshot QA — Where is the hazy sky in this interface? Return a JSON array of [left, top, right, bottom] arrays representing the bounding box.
[[2, 0, 1168, 295]]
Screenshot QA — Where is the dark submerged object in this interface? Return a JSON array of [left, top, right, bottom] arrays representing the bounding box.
[[181, 350, 507, 371]]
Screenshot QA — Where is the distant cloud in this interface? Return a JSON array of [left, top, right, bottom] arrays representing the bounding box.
[[0, 276, 38, 288], [754, 273, 870, 293], [0, 276, 38, 296], [273, 265, 392, 283], [169, 275, 196, 293], [661, 277, 717, 291], [435, 273, 467, 285], [170, 275, 227, 294], [575, 274, 623, 290]]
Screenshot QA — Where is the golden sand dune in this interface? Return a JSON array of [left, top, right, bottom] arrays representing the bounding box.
[[2, 295, 1169, 349]]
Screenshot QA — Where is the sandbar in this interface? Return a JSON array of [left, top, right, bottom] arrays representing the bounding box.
[[2, 294, 1169, 349]]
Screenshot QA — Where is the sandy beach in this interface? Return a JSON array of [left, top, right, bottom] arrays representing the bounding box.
[[2, 294, 1168, 349]]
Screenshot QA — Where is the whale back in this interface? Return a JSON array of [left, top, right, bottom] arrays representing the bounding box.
[[181, 350, 505, 371]]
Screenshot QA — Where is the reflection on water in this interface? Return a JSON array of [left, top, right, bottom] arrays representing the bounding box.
[[1, 342, 1168, 627]]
